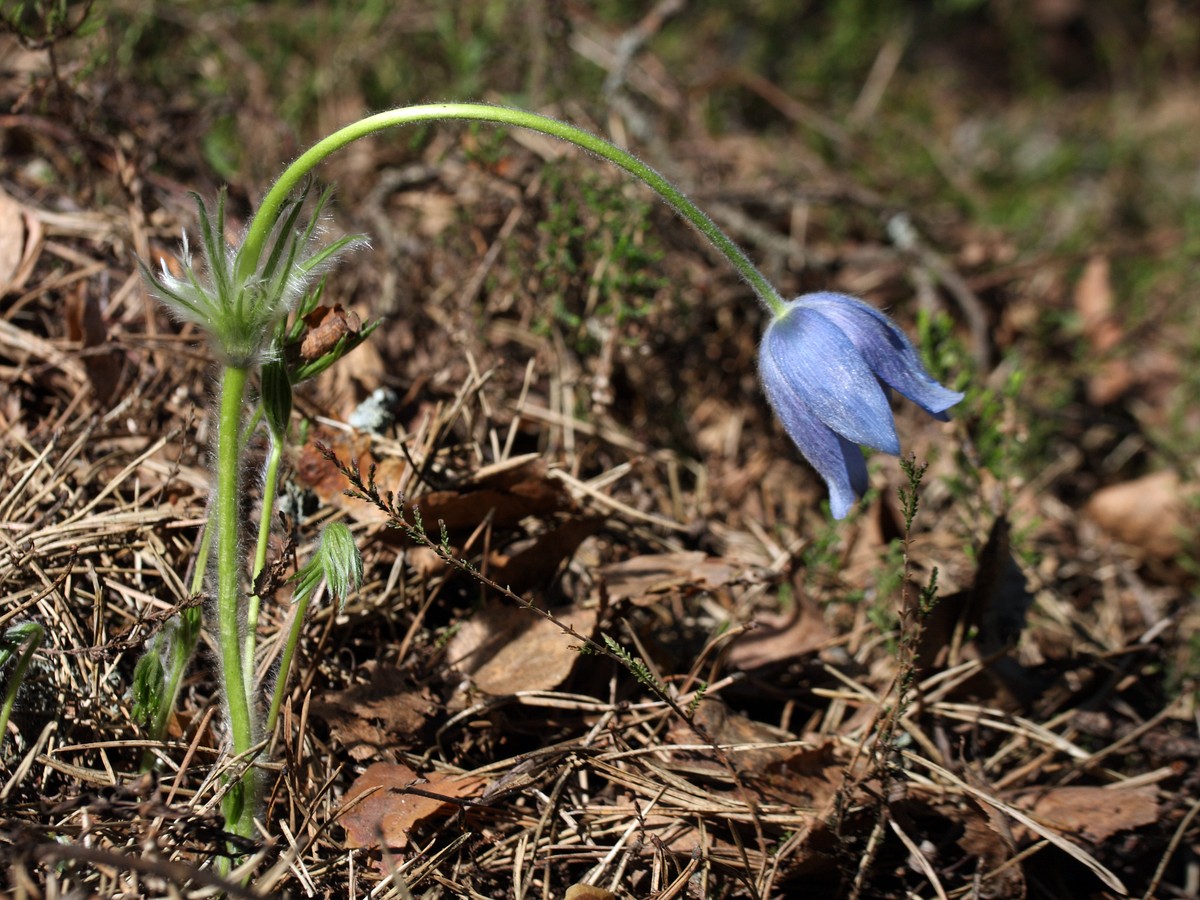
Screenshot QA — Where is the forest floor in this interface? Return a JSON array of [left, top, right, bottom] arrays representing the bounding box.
[[0, 2, 1198, 898]]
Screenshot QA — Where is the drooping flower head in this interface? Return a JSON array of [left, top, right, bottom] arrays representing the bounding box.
[[759, 292, 964, 519], [142, 187, 366, 367]]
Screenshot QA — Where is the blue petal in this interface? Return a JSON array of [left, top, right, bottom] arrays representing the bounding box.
[[760, 348, 868, 519], [762, 302, 901, 454], [797, 292, 964, 419]]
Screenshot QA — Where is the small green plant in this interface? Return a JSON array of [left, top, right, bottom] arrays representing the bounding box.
[[533, 164, 665, 353], [0, 621, 44, 750], [139, 102, 962, 863], [0, 0, 95, 49]]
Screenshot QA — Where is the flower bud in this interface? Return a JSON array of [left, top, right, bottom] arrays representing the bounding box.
[[260, 357, 293, 439], [292, 522, 363, 612]]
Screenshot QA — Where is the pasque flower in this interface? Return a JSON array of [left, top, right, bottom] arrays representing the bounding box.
[[759, 292, 964, 519]]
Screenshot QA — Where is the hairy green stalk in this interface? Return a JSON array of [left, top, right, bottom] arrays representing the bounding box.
[[215, 364, 255, 841], [240, 103, 786, 318]]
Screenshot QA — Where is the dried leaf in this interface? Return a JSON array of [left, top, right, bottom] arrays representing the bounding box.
[[668, 701, 845, 823], [599, 551, 764, 607], [65, 287, 121, 402], [1073, 255, 1139, 404], [341, 761, 485, 849], [1074, 255, 1121, 353], [1085, 471, 1193, 559], [412, 455, 574, 532], [953, 798, 1026, 899], [725, 589, 833, 671], [563, 886, 617, 900], [0, 189, 42, 297], [755, 743, 846, 810], [294, 428, 407, 525], [487, 517, 602, 591], [299, 303, 362, 361], [0, 187, 25, 292], [311, 667, 437, 761], [446, 601, 596, 695], [296, 440, 571, 540], [918, 516, 1033, 685], [1017, 785, 1159, 844], [295, 428, 376, 505]]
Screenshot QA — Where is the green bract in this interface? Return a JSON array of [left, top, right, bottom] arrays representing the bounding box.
[[259, 357, 292, 439], [143, 188, 365, 367]]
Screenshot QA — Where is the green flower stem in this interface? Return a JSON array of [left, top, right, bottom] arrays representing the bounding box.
[[242, 433, 283, 700], [239, 103, 786, 318], [264, 584, 314, 739], [215, 364, 255, 839], [0, 622, 44, 748]]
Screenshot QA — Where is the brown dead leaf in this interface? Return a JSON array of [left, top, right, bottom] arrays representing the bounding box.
[[674, 700, 846, 815], [0, 187, 25, 292], [314, 322, 389, 421], [640, 812, 704, 855], [1085, 470, 1194, 559], [725, 589, 833, 672], [311, 666, 437, 761], [294, 428, 406, 525], [0, 188, 43, 297], [412, 454, 574, 532], [598, 551, 763, 607], [296, 440, 570, 538], [65, 286, 122, 402], [563, 886, 617, 900], [954, 799, 1026, 899], [1016, 785, 1159, 844], [341, 761, 486, 849], [295, 428, 375, 504], [755, 743, 846, 810], [1087, 358, 1134, 406], [487, 516, 602, 591], [447, 600, 596, 695], [1073, 255, 1138, 404], [918, 517, 1032, 674], [299, 303, 362, 361], [1074, 255, 1121, 353]]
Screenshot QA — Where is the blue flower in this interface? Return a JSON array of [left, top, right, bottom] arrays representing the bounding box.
[[759, 292, 964, 519]]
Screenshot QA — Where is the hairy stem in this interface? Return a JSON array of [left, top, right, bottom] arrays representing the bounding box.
[[239, 103, 785, 318], [215, 364, 255, 839]]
